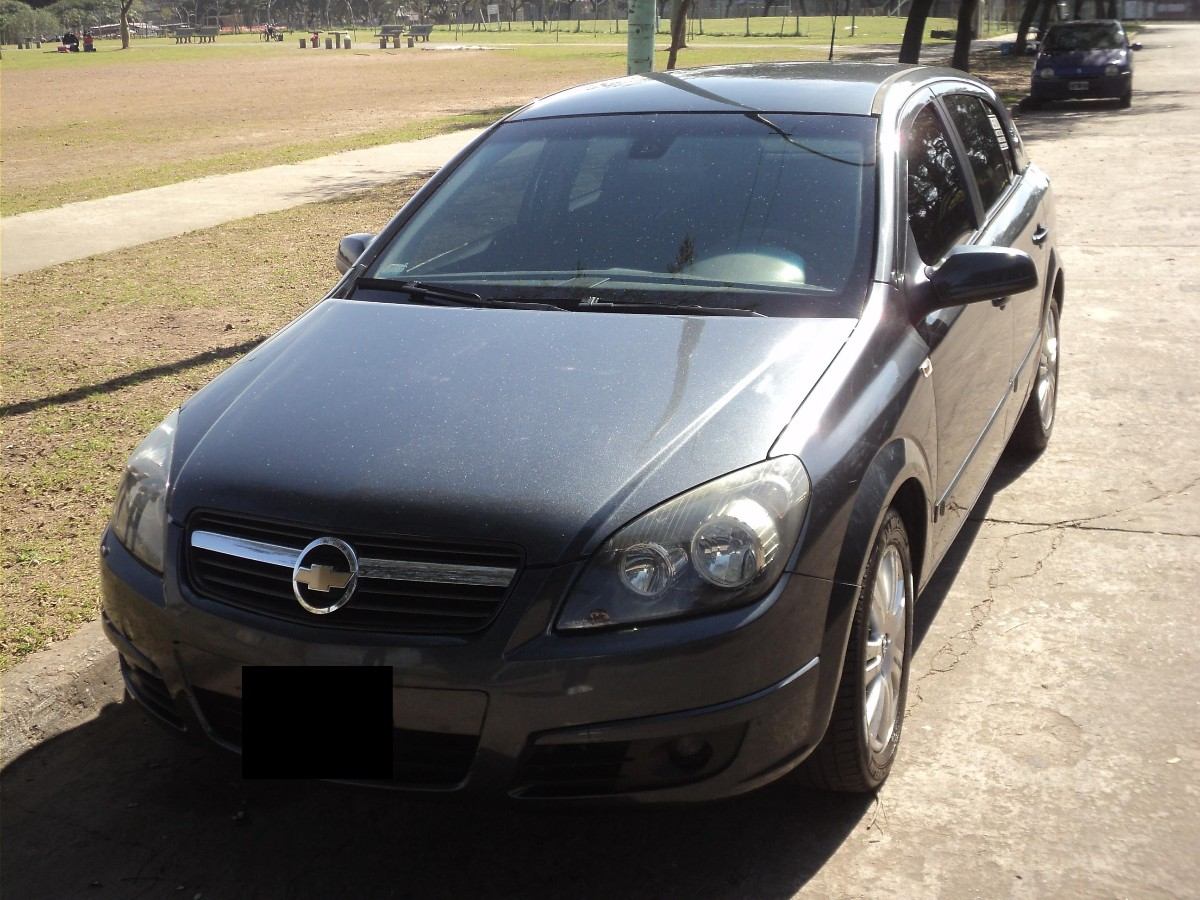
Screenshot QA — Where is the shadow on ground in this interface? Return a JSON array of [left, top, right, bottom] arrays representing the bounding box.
[[0, 456, 1037, 900]]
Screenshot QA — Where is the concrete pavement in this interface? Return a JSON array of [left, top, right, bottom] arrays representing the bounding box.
[[2, 22, 1198, 900], [0, 128, 483, 278]]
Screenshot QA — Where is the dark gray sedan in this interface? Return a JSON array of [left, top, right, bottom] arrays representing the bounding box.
[[101, 63, 1062, 800]]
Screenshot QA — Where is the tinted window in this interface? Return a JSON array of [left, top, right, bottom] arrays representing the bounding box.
[[367, 113, 878, 317], [1044, 22, 1124, 50], [906, 105, 975, 264], [943, 95, 1013, 211]]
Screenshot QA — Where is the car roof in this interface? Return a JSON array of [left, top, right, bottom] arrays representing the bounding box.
[[507, 62, 979, 120], [1047, 18, 1123, 27]]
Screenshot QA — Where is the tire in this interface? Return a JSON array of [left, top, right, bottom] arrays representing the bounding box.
[[797, 510, 914, 793], [1119, 91, 1132, 109], [1009, 300, 1060, 455]]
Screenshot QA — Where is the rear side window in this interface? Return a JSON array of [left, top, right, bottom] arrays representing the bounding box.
[[943, 95, 1013, 212], [906, 104, 975, 264]]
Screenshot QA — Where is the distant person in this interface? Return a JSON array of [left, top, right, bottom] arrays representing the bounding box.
[[63, 31, 79, 51], [83, 31, 95, 51]]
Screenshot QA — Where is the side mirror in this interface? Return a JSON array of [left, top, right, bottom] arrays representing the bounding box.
[[923, 246, 1039, 313], [1130, 41, 1142, 51], [336, 232, 375, 275]]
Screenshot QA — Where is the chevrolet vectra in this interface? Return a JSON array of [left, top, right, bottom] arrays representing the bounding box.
[[101, 63, 1062, 799]]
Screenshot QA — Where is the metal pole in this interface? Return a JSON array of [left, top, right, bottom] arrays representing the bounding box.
[[627, 0, 654, 72]]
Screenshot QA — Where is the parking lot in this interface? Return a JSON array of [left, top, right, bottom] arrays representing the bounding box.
[[3, 22, 1199, 900]]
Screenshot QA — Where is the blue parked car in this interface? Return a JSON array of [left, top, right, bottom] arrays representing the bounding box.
[[1028, 19, 1141, 109]]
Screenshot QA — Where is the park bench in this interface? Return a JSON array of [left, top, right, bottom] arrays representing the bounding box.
[[408, 24, 433, 41], [376, 25, 405, 38], [194, 26, 218, 42], [173, 27, 194, 43]]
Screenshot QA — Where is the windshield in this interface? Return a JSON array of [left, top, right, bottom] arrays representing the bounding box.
[[363, 112, 877, 317], [1044, 23, 1124, 51]]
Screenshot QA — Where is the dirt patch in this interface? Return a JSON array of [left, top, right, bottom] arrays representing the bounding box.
[[0, 178, 425, 670]]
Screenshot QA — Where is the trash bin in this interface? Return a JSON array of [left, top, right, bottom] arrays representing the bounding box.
[[325, 36, 333, 49], [299, 37, 306, 47], [344, 37, 351, 49], [379, 36, 386, 48], [407, 36, 414, 47]]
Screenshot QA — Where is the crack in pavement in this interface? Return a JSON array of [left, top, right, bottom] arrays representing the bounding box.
[[906, 527, 1065, 717], [966, 473, 1200, 539]]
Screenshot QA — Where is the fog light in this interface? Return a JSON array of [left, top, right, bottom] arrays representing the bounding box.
[[1105, 64, 1120, 76], [1039, 67, 1055, 79], [668, 735, 714, 772]]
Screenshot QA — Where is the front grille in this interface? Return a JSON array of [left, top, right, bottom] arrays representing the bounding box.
[[191, 688, 478, 786], [185, 512, 521, 635]]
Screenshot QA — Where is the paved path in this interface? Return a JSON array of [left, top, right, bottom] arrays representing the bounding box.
[[0, 129, 483, 277], [2, 23, 1197, 900]]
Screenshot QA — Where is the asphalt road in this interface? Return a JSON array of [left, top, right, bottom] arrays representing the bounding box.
[[4, 23, 1198, 900]]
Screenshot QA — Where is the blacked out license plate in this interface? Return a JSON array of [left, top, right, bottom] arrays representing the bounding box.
[[241, 666, 393, 780], [1069, 80, 1089, 91]]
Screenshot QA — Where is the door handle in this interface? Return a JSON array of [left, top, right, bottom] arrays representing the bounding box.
[[1032, 225, 1050, 246]]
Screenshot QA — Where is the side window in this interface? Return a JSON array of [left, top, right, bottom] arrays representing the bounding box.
[[943, 94, 1013, 212], [906, 104, 976, 265]]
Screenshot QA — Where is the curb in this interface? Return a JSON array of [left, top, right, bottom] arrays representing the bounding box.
[[1, 621, 122, 768]]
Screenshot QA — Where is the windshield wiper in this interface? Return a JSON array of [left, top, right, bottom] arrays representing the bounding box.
[[353, 278, 564, 311], [575, 298, 764, 317]]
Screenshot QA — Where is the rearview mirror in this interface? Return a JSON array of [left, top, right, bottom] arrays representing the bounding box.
[[336, 232, 375, 275], [1130, 41, 1142, 51], [923, 246, 1039, 313]]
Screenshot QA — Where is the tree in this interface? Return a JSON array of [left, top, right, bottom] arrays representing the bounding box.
[[1013, 0, 1040, 55], [950, 0, 977, 70], [119, 0, 132, 44], [898, 0, 933, 63], [665, 0, 690, 68]]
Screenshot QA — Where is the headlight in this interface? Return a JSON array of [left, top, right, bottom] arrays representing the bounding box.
[[1105, 64, 1120, 76], [110, 409, 178, 573], [556, 457, 811, 631], [1039, 67, 1056, 79]]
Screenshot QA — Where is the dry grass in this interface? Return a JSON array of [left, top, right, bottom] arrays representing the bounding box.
[[0, 177, 425, 670]]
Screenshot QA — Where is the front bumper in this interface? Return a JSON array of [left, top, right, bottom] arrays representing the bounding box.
[[1031, 72, 1131, 101], [100, 526, 852, 803]]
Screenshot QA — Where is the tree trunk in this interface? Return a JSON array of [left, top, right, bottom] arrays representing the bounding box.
[[1013, 0, 1038, 54], [1036, 0, 1052, 39], [120, 0, 133, 48], [951, 0, 978, 70], [898, 0, 934, 62], [666, 0, 691, 68]]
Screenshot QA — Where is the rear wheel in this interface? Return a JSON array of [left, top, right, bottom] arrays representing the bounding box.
[[798, 510, 914, 793], [1010, 300, 1060, 454]]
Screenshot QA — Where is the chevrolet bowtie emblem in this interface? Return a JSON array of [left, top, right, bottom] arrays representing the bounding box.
[[292, 537, 359, 615], [294, 563, 352, 593]]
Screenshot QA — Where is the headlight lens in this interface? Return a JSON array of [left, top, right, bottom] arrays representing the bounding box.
[[557, 457, 811, 631], [110, 410, 178, 573], [1039, 67, 1056, 79], [1105, 64, 1120, 76]]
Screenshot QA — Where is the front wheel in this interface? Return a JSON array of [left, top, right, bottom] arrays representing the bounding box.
[[1119, 90, 1132, 108], [798, 510, 914, 793]]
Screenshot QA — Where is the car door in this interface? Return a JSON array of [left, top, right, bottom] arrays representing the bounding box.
[[939, 90, 1051, 434], [901, 98, 1015, 562]]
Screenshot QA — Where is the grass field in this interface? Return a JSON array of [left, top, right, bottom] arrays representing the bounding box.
[[0, 16, 997, 215]]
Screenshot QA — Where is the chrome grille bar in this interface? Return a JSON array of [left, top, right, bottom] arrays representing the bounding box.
[[190, 530, 517, 588]]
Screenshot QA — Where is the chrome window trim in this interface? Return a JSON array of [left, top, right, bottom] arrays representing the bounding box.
[[190, 529, 517, 588]]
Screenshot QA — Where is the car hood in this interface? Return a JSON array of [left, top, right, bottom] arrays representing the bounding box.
[[1040, 48, 1125, 68], [171, 299, 855, 565]]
